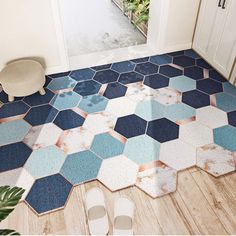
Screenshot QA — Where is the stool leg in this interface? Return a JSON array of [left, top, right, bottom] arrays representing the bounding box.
[[39, 88, 46, 95], [8, 95, 14, 102]]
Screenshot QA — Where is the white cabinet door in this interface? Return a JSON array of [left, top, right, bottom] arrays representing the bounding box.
[[211, 0, 236, 77]]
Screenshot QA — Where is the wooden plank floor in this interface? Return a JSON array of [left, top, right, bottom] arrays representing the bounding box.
[[1, 167, 236, 235]]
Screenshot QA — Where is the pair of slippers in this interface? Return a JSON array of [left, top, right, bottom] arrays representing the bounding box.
[[85, 187, 134, 235]]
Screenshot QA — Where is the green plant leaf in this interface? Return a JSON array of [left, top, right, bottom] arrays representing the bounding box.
[[0, 229, 20, 235], [0, 186, 25, 222]]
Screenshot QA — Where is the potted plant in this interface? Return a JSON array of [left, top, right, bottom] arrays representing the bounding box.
[[0, 186, 25, 235]]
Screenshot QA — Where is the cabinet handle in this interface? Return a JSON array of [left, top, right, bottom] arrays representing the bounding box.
[[218, 0, 222, 7], [222, 0, 226, 9]]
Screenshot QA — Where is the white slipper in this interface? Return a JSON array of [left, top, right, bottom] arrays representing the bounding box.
[[113, 197, 134, 235], [85, 187, 109, 235]]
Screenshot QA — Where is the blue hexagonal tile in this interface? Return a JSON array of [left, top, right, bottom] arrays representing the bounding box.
[[159, 65, 182, 78], [114, 114, 147, 138], [60, 150, 102, 184], [215, 93, 236, 112], [0, 91, 22, 103], [25, 146, 66, 179], [209, 70, 227, 83], [144, 74, 169, 89], [23, 88, 55, 107], [164, 103, 195, 122], [74, 80, 101, 96], [131, 57, 149, 63], [0, 101, 30, 119], [24, 104, 58, 126], [197, 79, 223, 95], [0, 120, 31, 146], [111, 61, 135, 73], [135, 99, 165, 121], [182, 90, 210, 108], [169, 75, 196, 92], [196, 58, 212, 69], [118, 72, 144, 84], [147, 118, 179, 143], [124, 135, 160, 164], [93, 69, 119, 84], [50, 91, 81, 111], [134, 62, 159, 75], [92, 64, 111, 71], [149, 54, 172, 65], [168, 51, 184, 57], [25, 174, 72, 214], [228, 111, 236, 128], [214, 125, 236, 151], [45, 76, 52, 87], [173, 55, 195, 68], [78, 94, 108, 113], [47, 76, 77, 91], [0, 142, 32, 172], [223, 82, 236, 97], [184, 49, 200, 59], [184, 66, 204, 80], [54, 109, 85, 130], [91, 133, 124, 159], [103, 82, 127, 99], [48, 71, 70, 78], [70, 68, 95, 82]]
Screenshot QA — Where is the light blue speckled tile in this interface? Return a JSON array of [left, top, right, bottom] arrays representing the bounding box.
[[47, 76, 77, 91], [60, 150, 102, 184], [25, 146, 66, 179], [215, 92, 236, 112], [50, 91, 81, 111], [164, 103, 195, 122], [124, 135, 160, 164], [169, 75, 196, 92], [223, 82, 236, 97], [91, 133, 125, 159], [0, 120, 31, 146], [78, 94, 108, 114]]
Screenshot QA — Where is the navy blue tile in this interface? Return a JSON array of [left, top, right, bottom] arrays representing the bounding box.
[[0, 101, 30, 119], [197, 79, 223, 95], [184, 49, 201, 59], [173, 55, 195, 68], [159, 65, 182, 78], [24, 104, 58, 126], [48, 71, 71, 78], [144, 74, 169, 89], [134, 62, 159, 75], [182, 90, 210, 108], [118, 72, 144, 84], [184, 66, 204, 80], [228, 111, 236, 128], [92, 64, 111, 71], [168, 51, 184, 57], [0, 91, 23, 103], [0, 142, 32, 172], [93, 70, 119, 84], [53, 109, 85, 130], [103, 82, 127, 99], [74, 80, 101, 96], [131, 57, 149, 63], [196, 59, 212, 69], [149, 54, 172, 65], [209, 70, 227, 83], [45, 76, 52, 87], [23, 88, 55, 107], [114, 114, 147, 138], [147, 118, 179, 143], [111, 61, 135, 73], [70, 68, 95, 82], [25, 174, 72, 214]]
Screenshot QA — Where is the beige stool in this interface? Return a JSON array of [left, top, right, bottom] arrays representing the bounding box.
[[0, 60, 46, 102]]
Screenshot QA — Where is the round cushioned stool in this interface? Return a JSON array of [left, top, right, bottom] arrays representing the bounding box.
[[0, 60, 46, 102]]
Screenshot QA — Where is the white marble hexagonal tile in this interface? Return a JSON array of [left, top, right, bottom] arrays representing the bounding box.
[[83, 112, 117, 135], [179, 121, 213, 148], [0, 168, 34, 200], [135, 160, 177, 198], [97, 155, 138, 191], [159, 139, 196, 170], [154, 87, 181, 105], [56, 127, 94, 154], [23, 123, 62, 150], [105, 96, 137, 118], [196, 106, 228, 129], [197, 143, 235, 177]]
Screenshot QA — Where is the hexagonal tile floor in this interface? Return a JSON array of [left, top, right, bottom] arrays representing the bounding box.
[[0, 49, 236, 215]]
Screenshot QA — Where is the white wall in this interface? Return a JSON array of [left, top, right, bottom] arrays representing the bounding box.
[[0, 0, 68, 74]]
